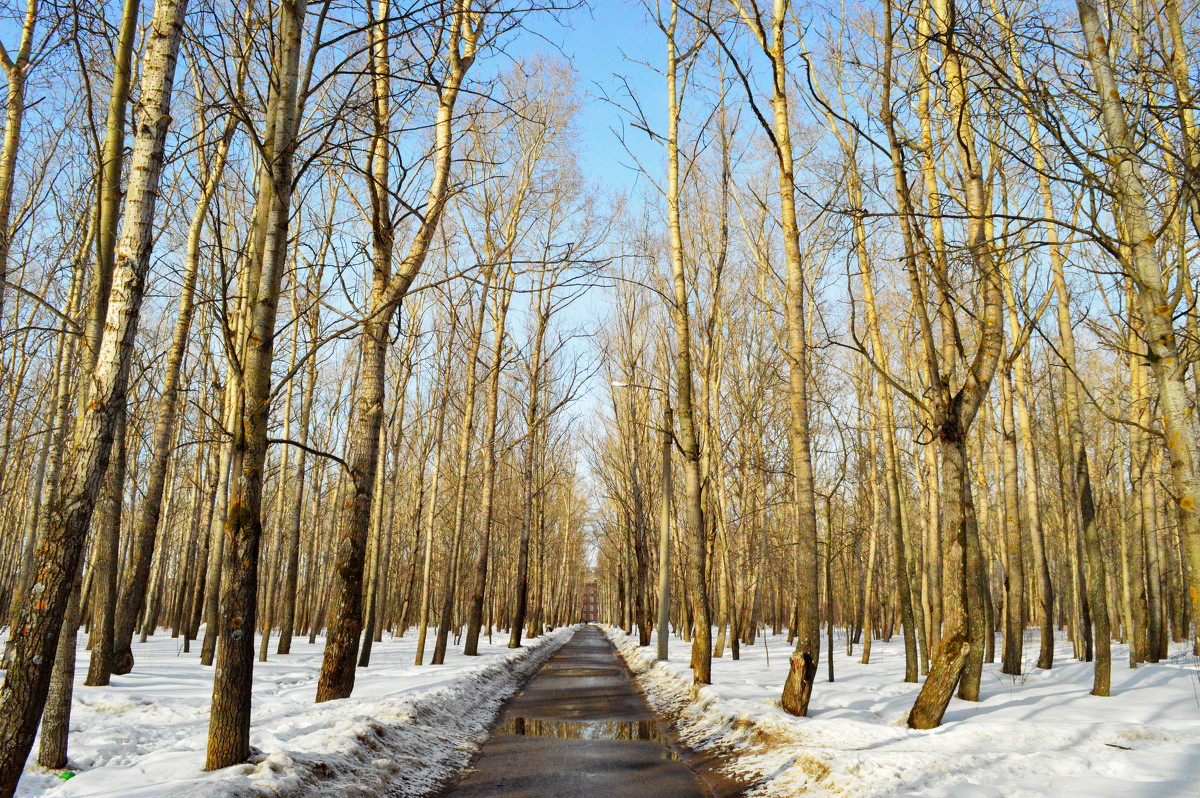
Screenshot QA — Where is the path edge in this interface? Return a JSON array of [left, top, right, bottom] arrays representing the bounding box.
[[603, 626, 833, 796], [232, 626, 578, 798]]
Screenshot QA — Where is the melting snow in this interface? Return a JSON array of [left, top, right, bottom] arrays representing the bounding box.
[[608, 627, 1200, 796], [5, 626, 572, 797]]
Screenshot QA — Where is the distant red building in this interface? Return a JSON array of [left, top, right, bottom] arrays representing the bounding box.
[[581, 570, 599, 622]]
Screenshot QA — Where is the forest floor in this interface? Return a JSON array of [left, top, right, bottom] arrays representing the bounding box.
[[609, 627, 1200, 797], [5, 626, 572, 798]]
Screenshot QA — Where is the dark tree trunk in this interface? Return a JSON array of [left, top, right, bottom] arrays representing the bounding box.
[[85, 405, 127, 686]]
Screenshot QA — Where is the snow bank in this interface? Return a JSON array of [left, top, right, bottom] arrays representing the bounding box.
[[606, 626, 1200, 797], [8, 626, 573, 797]]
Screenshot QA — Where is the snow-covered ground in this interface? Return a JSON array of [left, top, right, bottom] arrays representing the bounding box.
[[609, 627, 1200, 797], [5, 625, 572, 798]]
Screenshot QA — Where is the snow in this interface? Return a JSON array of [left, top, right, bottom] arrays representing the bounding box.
[[8, 623, 1196, 797], [4, 625, 573, 797], [607, 626, 1200, 797]]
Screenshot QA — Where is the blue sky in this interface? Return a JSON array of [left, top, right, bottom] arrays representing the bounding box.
[[512, 2, 676, 430], [0, 2, 667, 196], [521, 1, 667, 197]]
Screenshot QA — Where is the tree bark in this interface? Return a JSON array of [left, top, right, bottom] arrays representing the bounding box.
[[206, 0, 306, 769], [79, 0, 139, 380], [316, 0, 479, 699], [1077, 0, 1193, 691], [416, 326, 454, 665], [509, 276, 549, 649], [111, 112, 236, 677], [999, 369, 1025, 675], [0, 0, 39, 326], [433, 273, 490, 664], [0, 0, 187, 787], [464, 272, 512, 655], [990, 0, 1058, 674], [83, 405, 127, 687], [662, 0, 711, 684], [831, 119, 918, 682], [903, 0, 1006, 727]]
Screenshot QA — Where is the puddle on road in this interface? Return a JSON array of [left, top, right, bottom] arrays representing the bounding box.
[[500, 716, 680, 758], [541, 666, 622, 677]]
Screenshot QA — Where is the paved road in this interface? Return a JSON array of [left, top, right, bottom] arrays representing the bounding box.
[[442, 625, 711, 798]]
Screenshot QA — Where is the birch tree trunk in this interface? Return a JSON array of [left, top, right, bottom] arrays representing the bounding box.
[[0, 0, 39, 325], [81, 0, 139, 378], [206, 0, 307, 768], [1077, 0, 1192, 688], [83, 400, 126, 688], [316, 0, 479, 700], [110, 112, 237, 678], [40, 406, 126, 767], [2, 244, 85, 665], [0, 0, 188, 787]]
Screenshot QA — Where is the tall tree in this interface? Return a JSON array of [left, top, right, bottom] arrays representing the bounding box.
[[900, 0, 1007, 728], [724, 0, 821, 713], [660, 0, 712, 685], [0, 0, 39, 326], [316, 0, 481, 701], [1074, 0, 1199, 669], [0, 0, 190, 788], [206, 0, 311, 769]]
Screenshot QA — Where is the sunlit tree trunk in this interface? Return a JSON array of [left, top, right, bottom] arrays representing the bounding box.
[[433, 272, 490, 664], [991, 0, 1059, 675], [416, 319, 455, 665], [0, 0, 188, 787], [1129, 296, 1165, 662], [80, 0, 139, 379], [999, 367, 1025, 675], [317, 0, 480, 699], [40, 406, 126, 767], [277, 213, 332, 654], [725, 0, 820, 711], [859, 361, 879, 666], [903, 0, 1006, 728], [510, 274, 549, 648], [357, 424, 389, 667], [206, 0, 307, 768], [464, 272, 513, 655], [3, 236, 86, 665], [829, 113, 919, 682], [0, 0, 39, 325], [1077, 0, 1194, 689], [110, 109, 237, 678], [199, 398, 233, 667], [661, 0, 711, 684]]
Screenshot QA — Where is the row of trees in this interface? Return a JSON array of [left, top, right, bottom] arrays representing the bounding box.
[[591, 0, 1200, 733], [1, 0, 1199, 791], [0, 0, 598, 794]]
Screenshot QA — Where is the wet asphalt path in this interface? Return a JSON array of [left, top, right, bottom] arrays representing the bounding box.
[[442, 625, 709, 798]]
